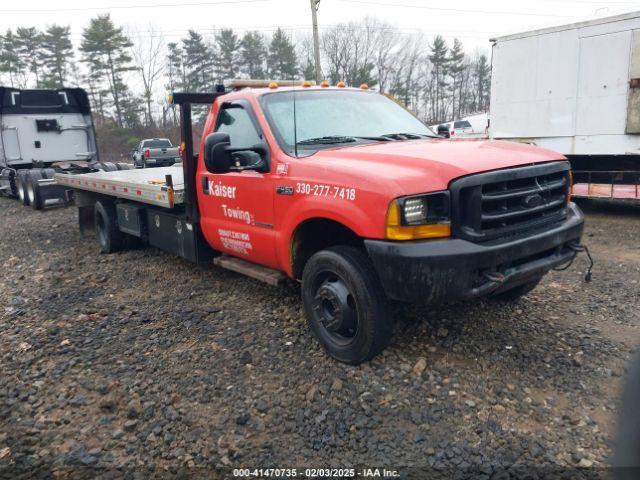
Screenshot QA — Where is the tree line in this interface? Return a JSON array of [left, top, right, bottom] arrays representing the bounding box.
[[0, 15, 490, 133]]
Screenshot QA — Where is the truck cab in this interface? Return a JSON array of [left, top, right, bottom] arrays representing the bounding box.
[[0, 87, 100, 208], [63, 82, 585, 364], [197, 84, 584, 362]]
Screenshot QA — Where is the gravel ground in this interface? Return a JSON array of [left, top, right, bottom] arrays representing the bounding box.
[[0, 197, 638, 479]]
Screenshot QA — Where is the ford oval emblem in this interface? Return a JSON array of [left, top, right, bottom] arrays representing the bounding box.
[[523, 193, 543, 208]]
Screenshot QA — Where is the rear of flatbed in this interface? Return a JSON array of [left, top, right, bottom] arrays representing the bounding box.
[[54, 165, 185, 209], [60, 92, 224, 264]]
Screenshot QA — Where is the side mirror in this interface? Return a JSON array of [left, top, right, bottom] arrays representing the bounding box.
[[204, 132, 232, 173], [204, 132, 268, 174]]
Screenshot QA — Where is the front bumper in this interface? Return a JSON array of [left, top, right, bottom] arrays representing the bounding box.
[[364, 202, 585, 303]]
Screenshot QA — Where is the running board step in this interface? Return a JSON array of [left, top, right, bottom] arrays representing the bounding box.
[[213, 255, 287, 286]]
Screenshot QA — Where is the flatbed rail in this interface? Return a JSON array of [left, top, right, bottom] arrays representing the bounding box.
[[54, 165, 184, 208]]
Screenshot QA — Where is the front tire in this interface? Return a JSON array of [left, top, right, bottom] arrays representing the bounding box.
[[301, 246, 393, 364], [94, 200, 123, 253]]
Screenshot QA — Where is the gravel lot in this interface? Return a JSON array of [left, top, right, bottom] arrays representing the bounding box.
[[0, 197, 638, 479]]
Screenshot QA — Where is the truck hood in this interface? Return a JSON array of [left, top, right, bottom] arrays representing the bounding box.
[[309, 138, 565, 196]]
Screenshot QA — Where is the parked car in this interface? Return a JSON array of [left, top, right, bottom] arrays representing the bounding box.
[[433, 114, 489, 139], [132, 138, 180, 168]]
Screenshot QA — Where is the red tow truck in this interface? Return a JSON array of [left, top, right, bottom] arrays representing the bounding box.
[[56, 81, 586, 364]]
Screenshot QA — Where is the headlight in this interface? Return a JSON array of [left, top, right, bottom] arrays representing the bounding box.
[[385, 192, 451, 240], [403, 197, 427, 225]]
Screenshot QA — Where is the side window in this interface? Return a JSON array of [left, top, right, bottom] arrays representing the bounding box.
[[215, 106, 261, 148]]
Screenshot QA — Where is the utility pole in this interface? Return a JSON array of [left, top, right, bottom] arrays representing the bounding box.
[[310, 0, 322, 83]]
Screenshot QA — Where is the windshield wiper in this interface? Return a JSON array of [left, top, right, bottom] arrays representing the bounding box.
[[297, 135, 357, 145], [352, 135, 393, 141]]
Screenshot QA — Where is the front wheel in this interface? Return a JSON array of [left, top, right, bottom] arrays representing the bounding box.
[[301, 246, 393, 364]]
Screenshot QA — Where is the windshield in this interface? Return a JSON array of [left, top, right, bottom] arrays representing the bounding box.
[[261, 90, 437, 154], [143, 139, 172, 148]]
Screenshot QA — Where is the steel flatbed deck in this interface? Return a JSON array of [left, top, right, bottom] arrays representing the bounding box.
[[55, 165, 184, 208]]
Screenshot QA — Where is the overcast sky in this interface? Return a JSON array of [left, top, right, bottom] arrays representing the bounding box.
[[2, 0, 640, 53], [3, 0, 639, 108]]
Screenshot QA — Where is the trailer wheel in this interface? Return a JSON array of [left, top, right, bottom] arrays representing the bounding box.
[[301, 245, 393, 364], [94, 200, 123, 253], [490, 277, 542, 301], [26, 170, 44, 210], [16, 171, 30, 206]]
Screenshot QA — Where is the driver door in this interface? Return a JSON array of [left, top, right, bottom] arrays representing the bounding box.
[[198, 100, 278, 268]]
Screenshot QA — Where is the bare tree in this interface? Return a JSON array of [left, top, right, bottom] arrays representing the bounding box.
[[130, 26, 165, 128]]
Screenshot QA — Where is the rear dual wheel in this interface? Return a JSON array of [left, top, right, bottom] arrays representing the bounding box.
[[26, 170, 44, 210], [16, 172, 29, 206], [302, 246, 393, 365]]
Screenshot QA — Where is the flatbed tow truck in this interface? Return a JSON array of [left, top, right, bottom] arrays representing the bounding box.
[[57, 80, 587, 364]]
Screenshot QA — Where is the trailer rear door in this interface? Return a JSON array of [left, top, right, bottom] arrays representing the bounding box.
[[576, 30, 631, 136], [626, 29, 640, 133]]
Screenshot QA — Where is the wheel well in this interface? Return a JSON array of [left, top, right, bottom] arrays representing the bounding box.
[[290, 218, 363, 279]]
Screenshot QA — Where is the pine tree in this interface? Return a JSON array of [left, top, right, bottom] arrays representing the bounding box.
[[215, 28, 239, 80], [351, 63, 377, 89], [301, 57, 315, 83], [15, 27, 43, 87], [474, 53, 491, 112], [181, 30, 214, 90], [80, 14, 136, 127], [297, 36, 315, 81], [428, 35, 449, 122], [40, 25, 74, 88], [166, 42, 184, 91], [267, 28, 297, 79], [0, 30, 26, 88], [165, 42, 185, 126], [120, 88, 144, 129], [240, 31, 267, 79], [448, 38, 465, 119]]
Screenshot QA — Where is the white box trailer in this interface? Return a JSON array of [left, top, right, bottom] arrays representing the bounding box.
[[490, 11, 640, 201]]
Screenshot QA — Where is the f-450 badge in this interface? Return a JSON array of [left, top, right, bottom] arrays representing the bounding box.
[[276, 186, 294, 196]]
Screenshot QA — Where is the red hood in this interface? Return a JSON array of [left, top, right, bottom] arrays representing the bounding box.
[[309, 138, 566, 196]]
